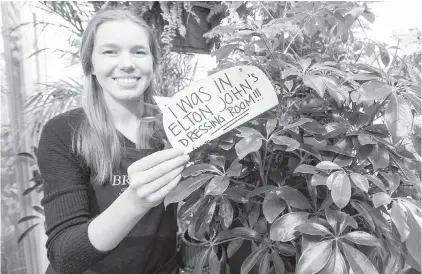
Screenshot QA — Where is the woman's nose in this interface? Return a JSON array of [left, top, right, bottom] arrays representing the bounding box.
[[118, 52, 135, 71]]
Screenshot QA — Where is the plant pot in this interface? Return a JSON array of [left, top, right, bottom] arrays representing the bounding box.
[[178, 231, 210, 273]]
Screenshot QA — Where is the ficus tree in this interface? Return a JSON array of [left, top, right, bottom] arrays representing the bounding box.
[[164, 1, 421, 274]]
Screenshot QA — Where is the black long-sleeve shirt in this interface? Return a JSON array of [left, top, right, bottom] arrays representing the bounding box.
[[37, 108, 178, 274]]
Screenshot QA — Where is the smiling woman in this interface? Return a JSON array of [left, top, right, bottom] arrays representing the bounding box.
[[36, 8, 189, 274], [91, 20, 154, 103]]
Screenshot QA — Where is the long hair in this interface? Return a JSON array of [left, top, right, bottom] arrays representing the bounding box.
[[73, 9, 162, 185]]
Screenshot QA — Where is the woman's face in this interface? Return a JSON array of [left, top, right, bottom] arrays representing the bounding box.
[[91, 20, 154, 104]]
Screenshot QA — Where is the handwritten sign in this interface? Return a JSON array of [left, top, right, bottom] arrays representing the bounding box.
[[153, 65, 279, 152]]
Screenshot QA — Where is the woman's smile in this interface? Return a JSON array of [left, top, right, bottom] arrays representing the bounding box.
[[112, 77, 141, 87]]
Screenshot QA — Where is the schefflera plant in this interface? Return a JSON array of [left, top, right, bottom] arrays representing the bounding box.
[[165, 1, 421, 274]]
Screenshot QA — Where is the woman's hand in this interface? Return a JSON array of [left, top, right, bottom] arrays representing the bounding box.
[[127, 148, 189, 209]]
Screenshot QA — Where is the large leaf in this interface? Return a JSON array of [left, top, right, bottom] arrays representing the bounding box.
[[385, 93, 413, 144], [246, 185, 277, 199], [237, 126, 264, 138], [331, 173, 351, 209], [358, 81, 392, 103], [226, 160, 242, 177], [294, 222, 332, 236], [368, 145, 389, 171], [281, 118, 314, 131], [277, 186, 312, 210], [404, 92, 422, 115], [362, 10, 375, 23], [298, 144, 322, 161], [271, 135, 300, 151], [324, 123, 350, 139], [319, 244, 347, 274], [372, 192, 391, 208], [326, 171, 343, 190], [196, 199, 217, 237], [205, 176, 230, 196], [321, 195, 334, 210], [303, 75, 325, 97], [164, 174, 214, 207], [248, 203, 260, 228], [215, 227, 262, 242], [182, 163, 221, 177], [379, 172, 400, 194], [349, 173, 369, 192], [357, 133, 378, 145], [412, 132, 421, 156], [316, 161, 342, 170], [259, 251, 270, 274], [273, 242, 296, 256], [209, 249, 220, 274], [390, 153, 421, 193], [235, 134, 263, 160], [271, 251, 286, 274], [364, 124, 390, 136], [300, 121, 327, 135], [405, 208, 422, 269], [390, 201, 410, 242], [323, 76, 348, 107], [294, 164, 319, 174], [178, 198, 206, 232], [342, 243, 379, 274], [311, 173, 328, 186], [225, 186, 249, 203], [266, 118, 278, 137], [211, 43, 238, 62], [342, 231, 380, 246], [241, 248, 267, 274], [270, 212, 309, 242], [296, 240, 333, 274], [227, 238, 244, 258], [263, 190, 287, 223], [219, 196, 234, 229], [303, 137, 327, 149], [364, 174, 387, 192]]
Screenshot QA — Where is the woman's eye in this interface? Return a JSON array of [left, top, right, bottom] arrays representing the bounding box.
[[135, 51, 147, 55], [103, 50, 117, 55]]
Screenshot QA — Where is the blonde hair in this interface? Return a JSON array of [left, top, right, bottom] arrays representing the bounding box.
[[73, 9, 163, 185]]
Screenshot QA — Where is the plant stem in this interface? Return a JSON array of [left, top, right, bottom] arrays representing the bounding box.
[[263, 142, 269, 185]]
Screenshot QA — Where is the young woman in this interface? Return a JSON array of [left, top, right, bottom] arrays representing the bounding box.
[[37, 9, 189, 274]]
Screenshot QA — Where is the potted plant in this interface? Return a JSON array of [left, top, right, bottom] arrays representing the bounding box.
[[164, 1, 421, 274]]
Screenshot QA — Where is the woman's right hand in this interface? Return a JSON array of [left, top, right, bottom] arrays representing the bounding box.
[[127, 148, 189, 209]]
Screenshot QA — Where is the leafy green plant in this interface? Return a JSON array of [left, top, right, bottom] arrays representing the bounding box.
[[165, 2, 421, 274]]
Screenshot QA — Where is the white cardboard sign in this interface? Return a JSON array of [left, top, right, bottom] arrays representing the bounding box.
[[153, 65, 278, 152]]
